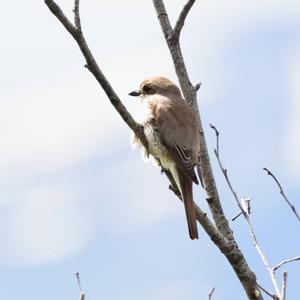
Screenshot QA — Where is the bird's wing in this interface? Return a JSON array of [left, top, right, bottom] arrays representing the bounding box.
[[153, 98, 199, 184]]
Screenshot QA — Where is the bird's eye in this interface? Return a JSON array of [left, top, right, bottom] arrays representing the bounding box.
[[143, 84, 152, 93]]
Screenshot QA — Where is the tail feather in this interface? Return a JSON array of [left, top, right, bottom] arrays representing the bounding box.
[[177, 168, 198, 240]]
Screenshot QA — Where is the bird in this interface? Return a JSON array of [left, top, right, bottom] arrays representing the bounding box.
[[129, 76, 200, 239]]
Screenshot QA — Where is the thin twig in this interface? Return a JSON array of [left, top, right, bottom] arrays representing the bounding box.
[[76, 272, 85, 300], [208, 287, 215, 300], [263, 167, 300, 222], [273, 256, 300, 272], [210, 124, 281, 299], [209, 124, 245, 216], [281, 272, 287, 300], [258, 283, 277, 299], [232, 211, 243, 221], [173, 0, 196, 39], [209, 124, 219, 153], [45, 0, 77, 36], [194, 82, 201, 91], [73, 0, 82, 31]]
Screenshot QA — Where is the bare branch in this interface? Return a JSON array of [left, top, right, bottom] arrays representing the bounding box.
[[273, 256, 300, 272], [45, 0, 78, 37], [152, 1, 263, 299], [281, 272, 287, 300], [232, 211, 243, 221], [153, 1, 234, 238], [263, 167, 300, 222], [209, 124, 219, 153], [211, 124, 281, 298], [208, 287, 215, 300], [258, 284, 277, 299], [210, 124, 246, 217], [173, 0, 196, 40], [75, 272, 85, 300], [44, 0, 148, 150], [73, 0, 82, 31]]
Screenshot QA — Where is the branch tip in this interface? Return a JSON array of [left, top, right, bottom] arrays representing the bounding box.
[[195, 82, 201, 91], [263, 167, 300, 222], [273, 255, 300, 272]]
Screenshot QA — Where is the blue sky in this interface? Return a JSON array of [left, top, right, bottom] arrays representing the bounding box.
[[0, 0, 299, 299]]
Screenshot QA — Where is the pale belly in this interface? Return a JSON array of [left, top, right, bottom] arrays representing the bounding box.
[[143, 124, 181, 192], [132, 99, 181, 191]]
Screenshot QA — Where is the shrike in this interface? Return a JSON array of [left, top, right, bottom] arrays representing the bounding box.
[[129, 76, 200, 239]]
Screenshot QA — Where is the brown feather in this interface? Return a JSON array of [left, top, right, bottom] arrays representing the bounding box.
[[177, 168, 198, 240], [161, 140, 199, 184], [150, 97, 200, 184]]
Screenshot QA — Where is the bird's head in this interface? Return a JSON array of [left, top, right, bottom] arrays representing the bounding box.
[[129, 76, 181, 98]]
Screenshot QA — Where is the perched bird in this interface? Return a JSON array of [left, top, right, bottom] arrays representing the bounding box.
[[129, 76, 200, 239]]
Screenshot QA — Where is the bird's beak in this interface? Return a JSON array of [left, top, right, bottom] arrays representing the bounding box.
[[129, 90, 141, 97]]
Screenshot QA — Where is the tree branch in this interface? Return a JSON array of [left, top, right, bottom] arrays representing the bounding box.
[[258, 284, 277, 299], [152, 0, 234, 244], [263, 167, 300, 222], [173, 0, 196, 40], [73, 0, 82, 31], [272, 256, 300, 272], [152, 1, 262, 299], [210, 124, 282, 299], [281, 272, 287, 300], [44, 0, 148, 151], [211, 125, 300, 300]]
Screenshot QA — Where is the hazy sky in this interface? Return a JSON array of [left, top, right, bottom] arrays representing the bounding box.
[[0, 1, 299, 299]]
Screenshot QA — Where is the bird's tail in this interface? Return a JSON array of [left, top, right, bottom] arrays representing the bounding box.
[[177, 168, 199, 240]]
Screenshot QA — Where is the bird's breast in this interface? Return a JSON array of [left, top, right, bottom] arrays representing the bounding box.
[[143, 122, 174, 171]]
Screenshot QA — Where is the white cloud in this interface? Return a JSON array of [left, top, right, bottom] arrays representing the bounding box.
[[0, 76, 123, 174], [96, 156, 183, 234], [2, 183, 91, 265]]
